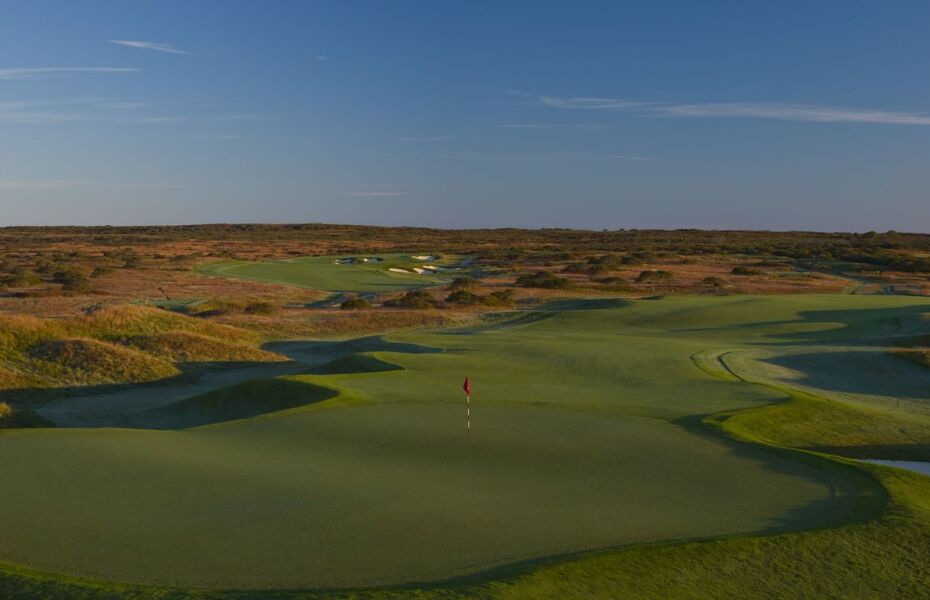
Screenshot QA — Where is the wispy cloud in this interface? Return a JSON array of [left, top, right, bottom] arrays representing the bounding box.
[[315, 56, 328, 62], [498, 123, 610, 131], [110, 40, 189, 55], [538, 96, 648, 110], [396, 136, 456, 142], [0, 67, 138, 80], [344, 191, 408, 197], [0, 98, 270, 126], [659, 102, 930, 125], [531, 93, 930, 126], [431, 151, 652, 161], [0, 178, 95, 190]]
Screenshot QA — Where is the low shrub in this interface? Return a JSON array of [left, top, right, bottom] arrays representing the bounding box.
[[480, 289, 515, 306], [446, 290, 481, 305], [516, 271, 575, 289], [244, 301, 276, 315], [340, 297, 371, 310], [636, 270, 673, 283], [449, 276, 479, 290], [384, 290, 438, 309]]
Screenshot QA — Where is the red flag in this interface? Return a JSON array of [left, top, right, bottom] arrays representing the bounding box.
[[463, 377, 471, 396]]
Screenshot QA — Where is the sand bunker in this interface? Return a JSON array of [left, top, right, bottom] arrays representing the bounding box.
[[389, 268, 411, 274], [412, 255, 436, 261]]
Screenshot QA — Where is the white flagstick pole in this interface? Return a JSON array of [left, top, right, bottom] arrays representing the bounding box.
[[466, 394, 471, 440]]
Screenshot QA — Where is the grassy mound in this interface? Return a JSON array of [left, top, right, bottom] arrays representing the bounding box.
[[0, 366, 40, 390], [78, 304, 261, 345], [724, 390, 930, 461], [0, 305, 283, 401], [28, 338, 179, 386], [121, 331, 282, 364], [142, 376, 336, 428]]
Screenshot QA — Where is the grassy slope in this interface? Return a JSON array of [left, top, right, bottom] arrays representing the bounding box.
[[2, 295, 930, 596], [0, 305, 282, 397], [197, 254, 461, 293]]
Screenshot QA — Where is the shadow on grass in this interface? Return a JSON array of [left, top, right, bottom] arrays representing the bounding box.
[[755, 349, 930, 401], [4, 336, 439, 431], [442, 298, 632, 336], [265, 335, 442, 363], [675, 303, 930, 347]]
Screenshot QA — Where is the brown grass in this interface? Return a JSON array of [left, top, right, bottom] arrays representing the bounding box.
[[216, 308, 486, 339], [28, 338, 179, 386], [123, 331, 283, 363], [0, 304, 284, 397]]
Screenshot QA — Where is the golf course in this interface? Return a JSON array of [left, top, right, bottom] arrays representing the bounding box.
[[197, 254, 465, 293], [4, 294, 930, 597]]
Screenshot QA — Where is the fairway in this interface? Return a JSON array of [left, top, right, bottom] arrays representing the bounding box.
[[2, 294, 929, 589], [197, 253, 465, 292]]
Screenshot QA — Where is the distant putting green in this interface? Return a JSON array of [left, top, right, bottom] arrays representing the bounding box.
[[3, 295, 930, 591], [197, 253, 466, 292]]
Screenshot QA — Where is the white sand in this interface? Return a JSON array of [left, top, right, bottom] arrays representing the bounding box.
[[389, 268, 411, 274], [412, 255, 436, 261]]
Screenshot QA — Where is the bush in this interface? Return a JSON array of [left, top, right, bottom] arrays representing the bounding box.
[[586, 264, 612, 275], [446, 290, 480, 305], [731, 266, 762, 276], [53, 269, 91, 292], [702, 276, 726, 287], [340, 297, 371, 310], [383, 290, 437, 309], [244, 301, 276, 315], [122, 254, 142, 269], [4, 268, 42, 287], [91, 266, 114, 278], [34, 258, 61, 275], [449, 276, 478, 291], [636, 270, 673, 283], [516, 271, 575, 289], [481, 289, 515, 306], [562, 262, 588, 274], [588, 254, 622, 269]]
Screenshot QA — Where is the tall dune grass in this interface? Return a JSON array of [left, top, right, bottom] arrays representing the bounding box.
[[0, 304, 283, 396]]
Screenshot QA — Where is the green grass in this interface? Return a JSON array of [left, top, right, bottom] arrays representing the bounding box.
[[197, 253, 466, 292], [2, 295, 930, 596]]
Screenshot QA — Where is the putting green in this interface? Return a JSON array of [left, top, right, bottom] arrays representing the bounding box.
[[2, 294, 929, 590], [197, 253, 464, 292]]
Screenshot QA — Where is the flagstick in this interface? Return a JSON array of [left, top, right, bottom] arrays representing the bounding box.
[[466, 394, 471, 441]]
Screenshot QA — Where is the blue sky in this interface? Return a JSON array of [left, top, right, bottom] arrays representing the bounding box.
[[2, 1, 930, 231]]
